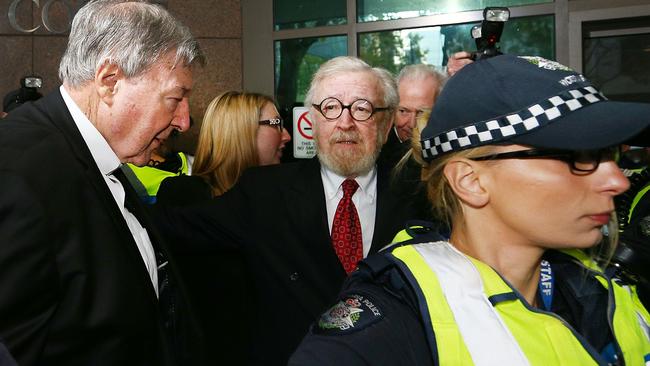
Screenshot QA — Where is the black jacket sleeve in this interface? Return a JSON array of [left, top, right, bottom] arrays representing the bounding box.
[[289, 269, 433, 366]]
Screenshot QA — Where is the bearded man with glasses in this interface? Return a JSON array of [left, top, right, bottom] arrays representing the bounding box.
[[154, 56, 431, 365]]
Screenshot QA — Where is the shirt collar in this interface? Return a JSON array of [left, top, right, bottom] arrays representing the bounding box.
[[321, 163, 377, 202], [60, 85, 121, 176]]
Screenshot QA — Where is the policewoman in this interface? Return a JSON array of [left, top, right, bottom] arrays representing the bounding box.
[[289, 55, 650, 365]]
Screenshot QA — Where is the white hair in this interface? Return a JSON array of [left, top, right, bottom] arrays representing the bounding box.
[[305, 56, 397, 131], [397, 64, 446, 97], [59, 0, 205, 86]]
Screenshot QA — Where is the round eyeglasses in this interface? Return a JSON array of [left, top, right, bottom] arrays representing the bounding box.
[[470, 146, 620, 174], [312, 97, 389, 122]]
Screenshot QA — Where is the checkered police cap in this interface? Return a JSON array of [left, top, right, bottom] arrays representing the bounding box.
[[420, 55, 650, 161]]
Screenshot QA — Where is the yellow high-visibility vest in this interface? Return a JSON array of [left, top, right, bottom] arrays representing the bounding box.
[[387, 240, 650, 365]]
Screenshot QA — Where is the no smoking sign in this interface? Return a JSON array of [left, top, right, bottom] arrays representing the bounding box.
[[292, 107, 316, 159]]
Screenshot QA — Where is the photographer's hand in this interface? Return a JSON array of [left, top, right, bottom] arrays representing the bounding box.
[[447, 51, 474, 77]]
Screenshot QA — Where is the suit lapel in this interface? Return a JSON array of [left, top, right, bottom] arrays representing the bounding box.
[[371, 161, 403, 254], [286, 158, 343, 271], [41, 90, 160, 302], [283, 158, 346, 314]]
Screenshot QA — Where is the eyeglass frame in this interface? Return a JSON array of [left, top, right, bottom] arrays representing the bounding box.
[[470, 146, 620, 174], [312, 97, 390, 122], [258, 118, 284, 133]]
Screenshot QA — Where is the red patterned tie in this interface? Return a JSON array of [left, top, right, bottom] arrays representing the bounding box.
[[331, 179, 363, 274]]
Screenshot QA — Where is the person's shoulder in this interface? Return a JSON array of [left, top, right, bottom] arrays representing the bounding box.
[[289, 262, 431, 365], [0, 119, 73, 177], [313, 287, 387, 337], [1, 108, 58, 140], [158, 175, 211, 206], [161, 174, 205, 187], [0, 94, 67, 151], [315, 255, 424, 335], [239, 159, 317, 182]]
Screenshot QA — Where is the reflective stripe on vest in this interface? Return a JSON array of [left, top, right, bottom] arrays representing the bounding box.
[[394, 241, 529, 365], [561, 248, 650, 363], [389, 241, 650, 365], [591, 275, 650, 365], [630, 184, 650, 223]]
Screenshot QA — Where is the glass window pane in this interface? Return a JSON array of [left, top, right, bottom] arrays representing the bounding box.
[[274, 35, 347, 114], [274, 0, 347, 30], [358, 0, 552, 22], [358, 15, 555, 73], [583, 20, 650, 103]]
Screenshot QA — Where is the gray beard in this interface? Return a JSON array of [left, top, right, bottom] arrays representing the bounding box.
[[316, 143, 380, 177]]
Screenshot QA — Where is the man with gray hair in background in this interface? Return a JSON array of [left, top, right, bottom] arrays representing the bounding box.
[[0, 1, 204, 365], [155, 55, 428, 365], [391, 64, 446, 146], [380, 64, 445, 209]]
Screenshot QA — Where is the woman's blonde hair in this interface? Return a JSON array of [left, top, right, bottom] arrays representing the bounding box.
[[192, 91, 275, 197], [393, 109, 492, 227], [409, 136, 494, 228]]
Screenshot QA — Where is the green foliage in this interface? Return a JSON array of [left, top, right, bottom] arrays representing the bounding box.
[[359, 31, 427, 73], [273, 7, 555, 120], [357, 0, 552, 22], [296, 52, 328, 101]]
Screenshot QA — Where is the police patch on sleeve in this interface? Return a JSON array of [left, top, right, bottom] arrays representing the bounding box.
[[315, 294, 383, 335]]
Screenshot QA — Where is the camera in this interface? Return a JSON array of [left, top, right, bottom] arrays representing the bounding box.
[[470, 7, 510, 61], [608, 166, 650, 306], [21, 76, 43, 89], [3, 75, 43, 113]]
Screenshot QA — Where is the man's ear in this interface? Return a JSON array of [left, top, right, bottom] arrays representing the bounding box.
[[443, 158, 489, 208], [95, 61, 122, 106]]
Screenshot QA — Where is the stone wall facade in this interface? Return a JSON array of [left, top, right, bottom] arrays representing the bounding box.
[[0, 0, 243, 153]]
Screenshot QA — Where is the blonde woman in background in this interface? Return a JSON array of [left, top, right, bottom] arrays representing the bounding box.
[[157, 90, 290, 366], [159, 90, 291, 201]]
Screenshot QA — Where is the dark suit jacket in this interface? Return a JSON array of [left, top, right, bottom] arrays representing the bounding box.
[[0, 342, 16, 366], [0, 91, 200, 365], [157, 157, 428, 365], [158, 175, 251, 366]]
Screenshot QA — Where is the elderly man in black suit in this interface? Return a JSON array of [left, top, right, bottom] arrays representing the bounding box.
[[157, 56, 428, 365], [0, 1, 204, 365]]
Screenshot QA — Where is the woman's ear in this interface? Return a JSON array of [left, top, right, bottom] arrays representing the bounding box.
[[443, 158, 489, 208], [95, 61, 122, 106]]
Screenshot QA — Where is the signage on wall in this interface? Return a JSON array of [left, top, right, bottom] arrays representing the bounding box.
[[7, 0, 168, 34], [293, 106, 316, 159]]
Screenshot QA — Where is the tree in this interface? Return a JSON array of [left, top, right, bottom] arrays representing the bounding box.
[[359, 30, 427, 72]]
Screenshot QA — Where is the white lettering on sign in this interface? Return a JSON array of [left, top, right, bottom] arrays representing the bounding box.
[[293, 106, 316, 159]]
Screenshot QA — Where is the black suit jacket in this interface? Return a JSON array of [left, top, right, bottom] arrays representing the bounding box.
[[0, 91, 199, 365], [157, 157, 428, 365], [0, 342, 16, 366]]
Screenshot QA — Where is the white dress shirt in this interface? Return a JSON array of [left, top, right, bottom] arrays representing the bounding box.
[[60, 86, 159, 297], [321, 165, 377, 258]]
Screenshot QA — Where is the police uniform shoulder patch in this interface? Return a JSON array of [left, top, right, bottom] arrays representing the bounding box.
[[315, 294, 383, 335]]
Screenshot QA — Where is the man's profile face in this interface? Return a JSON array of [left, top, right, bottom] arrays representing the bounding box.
[[311, 71, 390, 177], [395, 75, 438, 142], [107, 52, 193, 166]]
